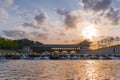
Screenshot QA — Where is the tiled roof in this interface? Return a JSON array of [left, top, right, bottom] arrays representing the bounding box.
[[33, 44, 81, 48]]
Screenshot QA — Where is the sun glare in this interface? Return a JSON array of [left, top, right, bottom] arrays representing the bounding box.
[[82, 24, 97, 39]]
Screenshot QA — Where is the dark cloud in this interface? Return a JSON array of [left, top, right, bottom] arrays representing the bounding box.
[[42, 27, 49, 32], [64, 12, 81, 29], [56, 8, 84, 29], [34, 9, 48, 24], [82, 0, 113, 11], [55, 9, 82, 29], [20, 12, 29, 20], [81, 0, 120, 25], [21, 9, 48, 28], [81, 0, 96, 10], [55, 9, 69, 15], [93, 0, 112, 11], [82, 0, 89, 3], [105, 7, 120, 25], [22, 22, 37, 28], [3, 30, 28, 39], [3, 30, 48, 40]]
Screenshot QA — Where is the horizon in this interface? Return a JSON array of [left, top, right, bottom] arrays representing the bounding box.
[[0, 0, 120, 44]]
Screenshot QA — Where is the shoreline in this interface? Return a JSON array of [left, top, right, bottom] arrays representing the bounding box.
[[0, 53, 120, 60]]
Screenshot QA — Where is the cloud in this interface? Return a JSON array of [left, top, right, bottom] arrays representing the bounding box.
[[59, 31, 65, 36], [21, 9, 48, 28], [2, 9, 53, 43], [3, 30, 28, 39], [34, 9, 48, 24], [93, 0, 112, 11], [105, 7, 120, 25], [55, 9, 69, 15], [57, 10, 84, 29], [0, 20, 6, 25], [81, 0, 113, 11], [64, 40, 76, 43], [55, 9, 82, 29], [0, 0, 19, 18], [0, 0, 14, 8], [3, 30, 48, 41], [55, 9, 87, 29], [80, 0, 120, 25], [0, 0, 18, 11], [63, 39, 82, 44], [30, 32, 48, 40], [21, 22, 37, 28], [42, 27, 49, 32], [0, 8, 9, 18], [2, 0, 120, 43], [64, 40, 70, 43], [20, 12, 30, 20], [64, 10, 89, 29], [64, 12, 79, 29]]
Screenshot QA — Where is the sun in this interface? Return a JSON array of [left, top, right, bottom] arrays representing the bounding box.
[[82, 24, 97, 39]]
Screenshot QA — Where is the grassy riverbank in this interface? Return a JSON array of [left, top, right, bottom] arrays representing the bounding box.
[[0, 49, 18, 53]]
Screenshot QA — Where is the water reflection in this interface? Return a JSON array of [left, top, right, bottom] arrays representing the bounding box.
[[85, 61, 96, 80], [0, 60, 120, 80]]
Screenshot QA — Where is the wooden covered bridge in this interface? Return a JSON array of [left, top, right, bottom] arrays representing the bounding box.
[[32, 40, 91, 53]]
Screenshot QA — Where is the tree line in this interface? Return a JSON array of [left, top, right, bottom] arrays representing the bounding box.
[[91, 36, 120, 49], [0, 36, 42, 50]]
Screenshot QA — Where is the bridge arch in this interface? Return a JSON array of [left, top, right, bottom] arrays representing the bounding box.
[[70, 51, 77, 54], [54, 51, 61, 54], [61, 51, 69, 54]]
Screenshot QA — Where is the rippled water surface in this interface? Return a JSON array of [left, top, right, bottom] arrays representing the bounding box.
[[0, 60, 120, 80]]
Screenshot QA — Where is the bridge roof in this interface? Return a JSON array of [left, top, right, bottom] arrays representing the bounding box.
[[33, 44, 80, 48]]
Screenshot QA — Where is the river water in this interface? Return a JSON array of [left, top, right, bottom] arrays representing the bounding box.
[[0, 60, 120, 80]]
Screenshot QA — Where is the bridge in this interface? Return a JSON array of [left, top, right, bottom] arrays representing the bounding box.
[[32, 40, 91, 53]]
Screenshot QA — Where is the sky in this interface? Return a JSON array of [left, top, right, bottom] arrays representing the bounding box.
[[0, 0, 120, 44]]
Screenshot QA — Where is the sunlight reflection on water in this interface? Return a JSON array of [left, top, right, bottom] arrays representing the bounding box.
[[0, 60, 120, 80]]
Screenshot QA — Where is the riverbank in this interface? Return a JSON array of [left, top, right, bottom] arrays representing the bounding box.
[[0, 49, 18, 53], [1, 45, 120, 60], [0, 53, 120, 60]]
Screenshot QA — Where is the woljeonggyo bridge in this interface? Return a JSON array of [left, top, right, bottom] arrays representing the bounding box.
[[32, 40, 90, 54], [31, 40, 120, 60], [32, 43, 90, 59]]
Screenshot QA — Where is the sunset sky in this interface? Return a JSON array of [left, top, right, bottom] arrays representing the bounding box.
[[0, 0, 120, 44]]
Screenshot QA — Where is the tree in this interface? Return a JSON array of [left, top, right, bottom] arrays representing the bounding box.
[[0, 36, 43, 51], [115, 36, 120, 45]]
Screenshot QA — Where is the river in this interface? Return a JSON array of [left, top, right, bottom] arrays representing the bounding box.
[[0, 60, 120, 80]]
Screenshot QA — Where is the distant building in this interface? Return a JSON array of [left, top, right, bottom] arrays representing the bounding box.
[[23, 46, 31, 53], [22, 41, 31, 53]]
